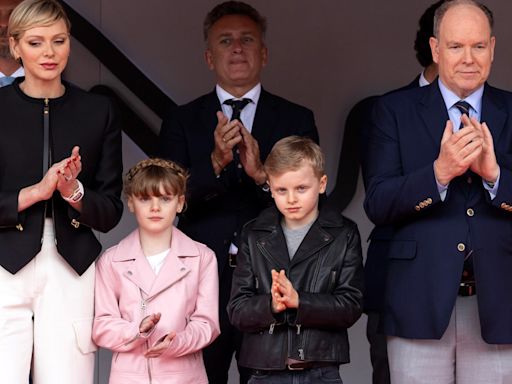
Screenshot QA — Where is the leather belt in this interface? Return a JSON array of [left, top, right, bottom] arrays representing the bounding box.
[[458, 281, 476, 296], [286, 361, 336, 371]]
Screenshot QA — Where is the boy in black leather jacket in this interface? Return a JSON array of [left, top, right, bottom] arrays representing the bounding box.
[[228, 136, 364, 383]]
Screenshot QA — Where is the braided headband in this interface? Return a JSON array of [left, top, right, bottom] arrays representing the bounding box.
[[126, 158, 188, 181]]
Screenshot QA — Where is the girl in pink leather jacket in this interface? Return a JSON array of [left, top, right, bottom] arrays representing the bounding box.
[[93, 158, 220, 384]]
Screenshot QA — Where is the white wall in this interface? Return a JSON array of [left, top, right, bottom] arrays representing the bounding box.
[[60, 1, 512, 383]]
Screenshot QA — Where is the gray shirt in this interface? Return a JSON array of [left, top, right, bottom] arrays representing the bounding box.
[[281, 219, 316, 259]]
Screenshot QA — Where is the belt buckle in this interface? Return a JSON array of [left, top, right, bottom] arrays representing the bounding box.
[[459, 281, 476, 296], [228, 253, 236, 268], [287, 364, 306, 371]]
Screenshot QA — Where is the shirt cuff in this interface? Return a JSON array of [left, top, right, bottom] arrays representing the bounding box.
[[434, 166, 449, 202], [483, 167, 500, 200]]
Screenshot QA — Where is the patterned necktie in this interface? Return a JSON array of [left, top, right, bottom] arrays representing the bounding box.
[[0, 76, 15, 87], [224, 98, 251, 123], [223, 98, 252, 181], [454, 100, 471, 129]]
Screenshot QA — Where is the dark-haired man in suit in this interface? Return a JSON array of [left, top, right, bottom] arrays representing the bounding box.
[[363, 1, 512, 382], [159, 2, 318, 383]]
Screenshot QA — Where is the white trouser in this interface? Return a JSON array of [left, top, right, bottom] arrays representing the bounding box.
[[0, 219, 96, 384], [388, 295, 512, 384]]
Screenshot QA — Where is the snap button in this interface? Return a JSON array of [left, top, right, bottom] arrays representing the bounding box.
[[457, 243, 465, 252], [466, 208, 474, 217]]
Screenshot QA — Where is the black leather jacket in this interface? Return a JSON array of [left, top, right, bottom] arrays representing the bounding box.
[[228, 205, 364, 370]]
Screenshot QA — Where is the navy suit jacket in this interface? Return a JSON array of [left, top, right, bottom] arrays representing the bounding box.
[[159, 88, 318, 276], [363, 81, 512, 343]]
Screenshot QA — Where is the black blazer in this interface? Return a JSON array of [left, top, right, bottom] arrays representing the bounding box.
[[0, 80, 123, 275], [159, 88, 318, 274], [363, 80, 512, 343]]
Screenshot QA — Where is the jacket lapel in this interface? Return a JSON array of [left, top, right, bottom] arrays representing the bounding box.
[[481, 84, 506, 143], [252, 89, 278, 157], [252, 208, 290, 270], [148, 228, 198, 298], [201, 89, 222, 140], [113, 230, 155, 295], [291, 222, 333, 266], [418, 82, 450, 149], [257, 229, 290, 271]]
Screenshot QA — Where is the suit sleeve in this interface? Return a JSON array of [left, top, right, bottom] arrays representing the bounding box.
[[489, 148, 512, 210], [75, 99, 123, 232], [363, 97, 442, 226]]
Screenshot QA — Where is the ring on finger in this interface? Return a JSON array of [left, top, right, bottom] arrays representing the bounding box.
[[64, 175, 72, 181]]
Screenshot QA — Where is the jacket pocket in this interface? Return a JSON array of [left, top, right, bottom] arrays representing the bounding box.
[[72, 318, 98, 354], [387, 240, 417, 260]]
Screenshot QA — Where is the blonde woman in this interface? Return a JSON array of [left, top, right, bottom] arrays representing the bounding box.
[[0, 0, 123, 382]]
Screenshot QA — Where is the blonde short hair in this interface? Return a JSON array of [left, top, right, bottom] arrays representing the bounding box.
[[124, 158, 189, 199], [264, 136, 325, 179], [8, 0, 70, 42]]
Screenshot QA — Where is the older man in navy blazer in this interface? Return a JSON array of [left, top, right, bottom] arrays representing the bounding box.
[[159, 2, 318, 383], [363, 1, 512, 383]]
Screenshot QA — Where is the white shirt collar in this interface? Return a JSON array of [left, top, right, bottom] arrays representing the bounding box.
[[418, 71, 431, 87], [215, 83, 261, 105], [438, 78, 483, 115]]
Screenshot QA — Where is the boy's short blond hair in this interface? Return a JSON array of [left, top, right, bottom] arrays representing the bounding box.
[[264, 136, 325, 178]]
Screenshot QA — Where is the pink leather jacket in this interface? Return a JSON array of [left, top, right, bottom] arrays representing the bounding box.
[[93, 228, 220, 384]]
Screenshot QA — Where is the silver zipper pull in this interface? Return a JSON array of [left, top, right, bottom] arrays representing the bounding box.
[[269, 322, 275, 334], [298, 348, 305, 360], [296, 324, 301, 335]]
